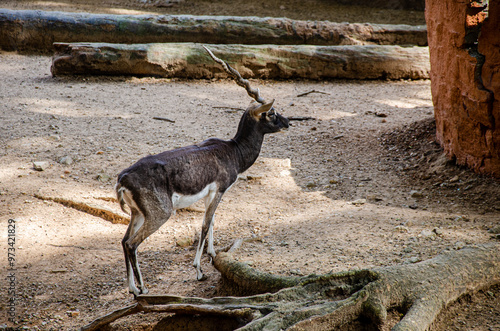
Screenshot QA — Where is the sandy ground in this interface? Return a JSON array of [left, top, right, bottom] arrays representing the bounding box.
[[1, 53, 499, 330], [0, 1, 499, 330]]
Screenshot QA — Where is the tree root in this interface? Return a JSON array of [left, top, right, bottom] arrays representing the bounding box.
[[81, 242, 500, 330], [34, 194, 129, 224]]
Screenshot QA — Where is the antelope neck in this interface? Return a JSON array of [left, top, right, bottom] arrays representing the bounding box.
[[232, 125, 264, 174]]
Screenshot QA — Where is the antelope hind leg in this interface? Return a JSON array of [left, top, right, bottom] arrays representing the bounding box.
[[194, 191, 223, 280]]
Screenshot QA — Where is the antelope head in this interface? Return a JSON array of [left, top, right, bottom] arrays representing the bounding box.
[[203, 46, 289, 135]]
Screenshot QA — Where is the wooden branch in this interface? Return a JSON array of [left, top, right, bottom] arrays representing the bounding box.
[[51, 43, 430, 80], [288, 116, 316, 121], [34, 194, 129, 224], [152, 116, 175, 123], [212, 106, 246, 112], [48, 244, 85, 250], [48, 244, 120, 251], [95, 196, 117, 202], [297, 90, 330, 97], [0, 9, 427, 54]]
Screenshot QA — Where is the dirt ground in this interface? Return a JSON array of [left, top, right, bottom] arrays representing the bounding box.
[[1, 1, 499, 331]]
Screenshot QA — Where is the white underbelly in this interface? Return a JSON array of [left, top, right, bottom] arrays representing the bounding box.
[[172, 182, 218, 210]]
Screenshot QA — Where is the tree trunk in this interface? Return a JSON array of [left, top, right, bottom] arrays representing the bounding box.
[[81, 242, 500, 331], [0, 9, 427, 54], [425, 0, 500, 177], [51, 42, 430, 80]]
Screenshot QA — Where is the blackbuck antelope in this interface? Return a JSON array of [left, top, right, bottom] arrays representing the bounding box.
[[116, 46, 289, 296]]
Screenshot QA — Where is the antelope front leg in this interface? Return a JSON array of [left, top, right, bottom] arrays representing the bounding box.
[[194, 236, 207, 281], [194, 191, 223, 280], [207, 221, 216, 259]]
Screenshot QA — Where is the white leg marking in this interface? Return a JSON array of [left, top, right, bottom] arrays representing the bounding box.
[[127, 260, 140, 295], [130, 212, 149, 294], [132, 214, 144, 234], [207, 222, 216, 258], [122, 188, 140, 210], [194, 235, 206, 280], [121, 191, 147, 295], [132, 247, 148, 294], [204, 189, 217, 259]]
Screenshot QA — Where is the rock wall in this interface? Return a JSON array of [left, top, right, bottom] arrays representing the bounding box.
[[425, 0, 500, 177]]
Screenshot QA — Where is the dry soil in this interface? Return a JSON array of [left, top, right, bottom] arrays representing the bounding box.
[[0, 1, 499, 330]]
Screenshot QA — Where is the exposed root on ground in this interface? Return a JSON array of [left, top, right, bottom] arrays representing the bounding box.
[[81, 241, 500, 330]]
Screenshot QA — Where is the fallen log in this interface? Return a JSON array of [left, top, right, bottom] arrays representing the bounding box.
[[0, 9, 427, 54], [51, 42, 430, 80]]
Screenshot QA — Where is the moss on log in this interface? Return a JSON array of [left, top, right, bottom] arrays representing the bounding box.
[[0, 9, 427, 54], [51, 42, 429, 80]]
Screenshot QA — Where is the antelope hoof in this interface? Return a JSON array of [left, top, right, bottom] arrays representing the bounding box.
[[196, 269, 208, 281], [129, 286, 148, 297], [208, 249, 217, 259]]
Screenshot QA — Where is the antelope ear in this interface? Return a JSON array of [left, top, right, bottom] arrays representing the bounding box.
[[249, 99, 275, 119]]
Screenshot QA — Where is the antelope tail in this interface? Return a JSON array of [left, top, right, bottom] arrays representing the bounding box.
[[115, 183, 129, 214]]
